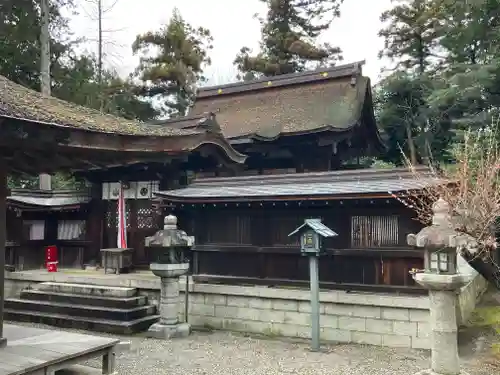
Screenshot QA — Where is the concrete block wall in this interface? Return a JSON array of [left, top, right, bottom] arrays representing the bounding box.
[[5, 269, 486, 349], [177, 284, 432, 349]]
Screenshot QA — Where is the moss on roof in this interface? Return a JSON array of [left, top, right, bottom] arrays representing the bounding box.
[[190, 75, 371, 139], [0, 75, 200, 137]]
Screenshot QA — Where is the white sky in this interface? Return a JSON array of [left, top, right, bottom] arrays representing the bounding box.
[[69, 0, 394, 85]]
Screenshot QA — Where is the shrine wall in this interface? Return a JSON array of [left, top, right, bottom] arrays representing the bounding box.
[[176, 283, 432, 350], [456, 256, 488, 325], [4, 270, 486, 349]]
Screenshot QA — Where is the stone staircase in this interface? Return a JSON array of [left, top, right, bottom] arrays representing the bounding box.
[[4, 282, 160, 334]]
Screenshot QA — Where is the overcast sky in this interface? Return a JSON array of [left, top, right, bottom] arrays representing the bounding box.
[[69, 0, 394, 85]]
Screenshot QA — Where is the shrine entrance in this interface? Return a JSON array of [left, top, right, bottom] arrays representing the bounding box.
[[104, 199, 162, 267]]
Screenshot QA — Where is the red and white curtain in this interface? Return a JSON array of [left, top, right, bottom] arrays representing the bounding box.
[[117, 182, 128, 248]]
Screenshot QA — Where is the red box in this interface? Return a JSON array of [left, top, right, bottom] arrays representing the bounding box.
[[45, 245, 58, 268], [47, 261, 58, 273]]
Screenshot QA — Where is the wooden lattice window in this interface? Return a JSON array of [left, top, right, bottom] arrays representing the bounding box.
[[351, 215, 399, 248], [136, 202, 160, 230], [105, 201, 131, 229]]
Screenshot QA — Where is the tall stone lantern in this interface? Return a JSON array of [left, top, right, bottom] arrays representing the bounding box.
[[407, 198, 476, 375], [144, 214, 194, 339]]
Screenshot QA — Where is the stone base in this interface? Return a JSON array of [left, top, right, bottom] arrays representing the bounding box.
[[414, 369, 470, 375], [0, 337, 6, 348], [146, 322, 191, 340]]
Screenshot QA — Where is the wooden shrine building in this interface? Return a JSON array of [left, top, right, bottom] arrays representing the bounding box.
[[155, 168, 444, 294], [6, 189, 91, 270], [0, 74, 246, 274], [152, 61, 439, 294], [157, 61, 384, 176]]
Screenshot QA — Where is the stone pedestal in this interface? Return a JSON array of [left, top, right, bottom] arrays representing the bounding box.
[[146, 263, 191, 339], [407, 199, 475, 375], [414, 273, 469, 375]]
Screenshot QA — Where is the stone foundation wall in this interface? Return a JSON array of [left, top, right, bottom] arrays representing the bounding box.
[[178, 284, 431, 349], [457, 257, 488, 325], [4, 270, 486, 350]]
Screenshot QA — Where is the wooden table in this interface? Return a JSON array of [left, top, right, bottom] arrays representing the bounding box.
[[0, 324, 119, 375]]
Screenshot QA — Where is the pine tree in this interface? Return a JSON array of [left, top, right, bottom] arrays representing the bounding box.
[[378, 0, 440, 74], [234, 0, 343, 78], [376, 0, 450, 164], [132, 9, 213, 117], [425, 0, 500, 129]]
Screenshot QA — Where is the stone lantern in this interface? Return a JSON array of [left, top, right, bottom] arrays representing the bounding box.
[[407, 198, 476, 375], [144, 214, 194, 339]]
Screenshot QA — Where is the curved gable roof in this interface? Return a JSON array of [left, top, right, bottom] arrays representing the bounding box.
[[190, 61, 382, 143]]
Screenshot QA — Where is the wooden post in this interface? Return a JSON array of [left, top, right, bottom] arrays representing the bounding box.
[[0, 164, 7, 347], [308, 254, 320, 352], [102, 346, 116, 374]]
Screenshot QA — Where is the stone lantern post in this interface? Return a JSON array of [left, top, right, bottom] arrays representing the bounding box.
[[407, 198, 476, 375], [144, 214, 194, 339]]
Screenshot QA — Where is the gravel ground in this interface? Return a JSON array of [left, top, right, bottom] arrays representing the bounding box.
[[7, 321, 499, 375]]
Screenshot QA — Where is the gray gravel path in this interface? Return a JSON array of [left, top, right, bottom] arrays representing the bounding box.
[[6, 321, 498, 375]]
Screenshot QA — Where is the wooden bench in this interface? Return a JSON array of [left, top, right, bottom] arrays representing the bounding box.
[[1, 324, 119, 375]]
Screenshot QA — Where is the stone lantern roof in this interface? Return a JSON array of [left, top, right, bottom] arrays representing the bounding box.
[[145, 215, 194, 249], [407, 198, 477, 251]]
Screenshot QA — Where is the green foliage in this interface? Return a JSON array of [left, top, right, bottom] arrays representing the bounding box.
[[234, 0, 343, 78], [0, 0, 158, 188], [7, 173, 86, 190], [375, 73, 452, 165], [132, 8, 213, 117], [376, 0, 500, 165], [0, 0, 76, 90], [53, 54, 158, 121], [379, 0, 440, 74]]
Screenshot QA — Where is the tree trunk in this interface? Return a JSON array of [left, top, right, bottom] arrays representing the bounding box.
[[98, 0, 103, 111], [39, 0, 52, 190], [405, 120, 418, 165]]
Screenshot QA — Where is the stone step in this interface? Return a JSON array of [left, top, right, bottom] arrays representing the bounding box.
[[32, 282, 137, 298], [4, 308, 160, 335], [5, 299, 156, 321], [20, 289, 147, 309]]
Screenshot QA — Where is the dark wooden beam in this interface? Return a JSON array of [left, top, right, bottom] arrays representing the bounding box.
[[192, 275, 427, 295]]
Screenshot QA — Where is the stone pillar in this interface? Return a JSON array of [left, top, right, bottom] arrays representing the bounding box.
[[160, 276, 180, 325], [414, 274, 468, 375], [147, 263, 190, 339], [408, 198, 474, 375], [430, 289, 460, 373], [144, 215, 193, 340]]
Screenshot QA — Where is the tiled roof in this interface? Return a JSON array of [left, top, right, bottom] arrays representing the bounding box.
[[0, 75, 200, 136], [156, 167, 446, 202], [189, 61, 376, 139]]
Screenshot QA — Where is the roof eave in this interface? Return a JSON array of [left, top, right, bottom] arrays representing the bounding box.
[[1, 115, 247, 173], [228, 123, 362, 143], [153, 191, 403, 204]]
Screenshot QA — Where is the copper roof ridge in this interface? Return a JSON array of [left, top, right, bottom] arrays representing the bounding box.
[[196, 61, 366, 98]]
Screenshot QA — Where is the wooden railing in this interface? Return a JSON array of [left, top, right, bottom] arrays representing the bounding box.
[[189, 244, 426, 294]]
